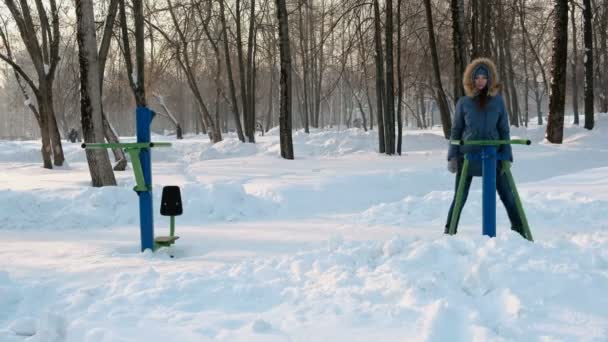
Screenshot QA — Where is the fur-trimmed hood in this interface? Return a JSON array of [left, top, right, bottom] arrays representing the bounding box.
[[463, 57, 501, 97]]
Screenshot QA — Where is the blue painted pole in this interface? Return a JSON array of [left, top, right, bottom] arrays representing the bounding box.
[[481, 145, 497, 237], [136, 107, 155, 252]]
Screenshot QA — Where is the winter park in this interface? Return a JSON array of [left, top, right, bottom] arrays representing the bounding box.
[[1, 0, 608, 341]]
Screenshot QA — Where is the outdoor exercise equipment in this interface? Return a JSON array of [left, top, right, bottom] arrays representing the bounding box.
[[447, 139, 534, 241], [82, 107, 181, 252]]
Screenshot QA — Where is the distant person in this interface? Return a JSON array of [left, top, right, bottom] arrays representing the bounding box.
[[67, 128, 80, 143], [445, 57, 524, 238]]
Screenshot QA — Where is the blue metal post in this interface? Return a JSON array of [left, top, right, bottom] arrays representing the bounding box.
[[136, 107, 155, 251], [481, 145, 497, 237]]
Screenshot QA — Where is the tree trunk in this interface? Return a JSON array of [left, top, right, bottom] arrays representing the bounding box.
[[533, 64, 544, 125], [76, 0, 117, 187], [451, 0, 467, 103], [236, 0, 249, 141], [384, 0, 396, 155], [98, 0, 126, 170], [245, 0, 257, 142], [373, 0, 386, 153], [546, 0, 569, 144], [570, 1, 580, 125], [583, 0, 594, 129], [520, 0, 530, 126], [505, 29, 521, 127], [275, 0, 294, 159], [219, 0, 245, 142], [357, 15, 374, 131], [599, 0, 608, 113], [102, 113, 128, 170], [35, 93, 53, 169], [153, 94, 182, 139], [46, 91, 65, 166], [397, 0, 403, 155], [423, 0, 452, 138], [266, 61, 276, 132], [298, 2, 310, 134]]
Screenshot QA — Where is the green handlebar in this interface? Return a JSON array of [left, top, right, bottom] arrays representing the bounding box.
[[450, 139, 531, 146], [81, 142, 171, 149], [81, 141, 171, 192]]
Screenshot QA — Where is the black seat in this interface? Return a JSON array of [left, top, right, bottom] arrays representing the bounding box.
[[160, 186, 182, 216]]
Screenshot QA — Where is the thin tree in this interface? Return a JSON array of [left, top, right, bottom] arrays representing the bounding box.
[[384, 0, 395, 154], [546, 0, 569, 143], [396, 0, 403, 155], [519, 0, 530, 126], [119, 0, 146, 107], [163, 0, 221, 142], [276, 0, 294, 159], [372, 0, 385, 153], [570, 0, 580, 125], [582, 0, 594, 129], [219, 0, 246, 141], [451, 0, 467, 103], [423, 0, 451, 138]]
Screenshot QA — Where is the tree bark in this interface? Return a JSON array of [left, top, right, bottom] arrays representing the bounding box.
[[520, 0, 530, 126], [583, 0, 594, 129], [373, 0, 386, 153], [98, 0, 126, 171], [298, 1, 310, 134], [570, 1, 580, 125], [219, 0, 245, 141], [451, 0, 467, 103], [384, 0, 395, 155], [423, 0, 452, 138], [245, 0, 257, 142], [546, 0, 569, 143], [397, 0, 403, 155], [75, 0, 117, 187], [599, 0, 608, 113], [275, 0, 294, 159]]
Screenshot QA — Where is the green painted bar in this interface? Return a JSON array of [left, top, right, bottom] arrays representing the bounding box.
[[504, 168, 534, 242], [81, 142, 172, 149], [170, 216, 175, 237], [448, 159, 469, 235], [450, 139, 531, 146], [125, 149, 148, 192]]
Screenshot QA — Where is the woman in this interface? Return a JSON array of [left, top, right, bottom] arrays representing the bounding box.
[[445, 57, 524, 237]]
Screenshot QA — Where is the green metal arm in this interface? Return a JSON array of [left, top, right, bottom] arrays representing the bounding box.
[[81, 142, 171, 149], [450, 139, 531, 146], [82, 141, 171, 192]]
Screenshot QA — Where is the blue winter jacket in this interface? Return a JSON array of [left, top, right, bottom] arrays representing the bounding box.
[[447, 94, 513, 176]]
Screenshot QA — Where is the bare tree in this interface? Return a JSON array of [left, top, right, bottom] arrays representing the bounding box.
[[570, 0, 580, 125], [423, 0, 451, 139], [546, 0, 569, 143], [219, 0, 246, 141], [451, 0, 467, 103], [275, 0, 294, 159], [0, 0, 65, 168], [92, 0, 128, 171], [372, 0, 385, 153], [75, 0, 117, 187], [582, 0, 594, 129], [384, 0, 395, 155], [163, 0, 221, 142], [154, 94, 183, 139]]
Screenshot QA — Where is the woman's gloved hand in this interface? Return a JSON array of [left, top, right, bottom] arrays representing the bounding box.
[[447, 158, 458, 174]]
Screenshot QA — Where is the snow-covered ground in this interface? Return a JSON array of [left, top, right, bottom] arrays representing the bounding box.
[[1, 115, 608, 341]]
